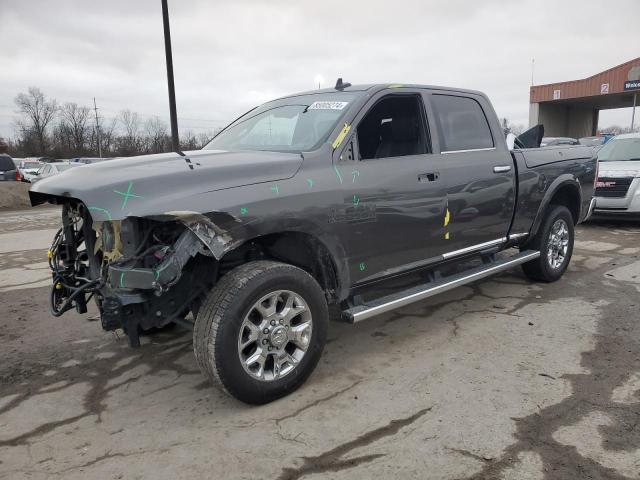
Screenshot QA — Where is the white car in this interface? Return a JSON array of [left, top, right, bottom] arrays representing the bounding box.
[[593, 132, 640, 218], [17, 159, 43, 182], [30, 162, 81, 184]]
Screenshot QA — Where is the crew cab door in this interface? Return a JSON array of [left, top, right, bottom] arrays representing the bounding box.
[[425, 92, 516, 252], [332, 91, 449, 284]]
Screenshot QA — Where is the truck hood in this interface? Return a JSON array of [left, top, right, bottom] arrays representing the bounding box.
[[598, 160, 640, 177], [30, 149, 303, 219]]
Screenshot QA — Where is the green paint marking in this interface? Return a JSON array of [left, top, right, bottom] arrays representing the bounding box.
[[351, 170, 360, 183], [113, 181, 143, 210], [119, 272, 125, 288], [240, 207, 248, 215], [353, 194, 360, 207], [270, 185, 280, 195], [359, 262, 366, 271], [87, 206, 112, 221], [333, 165, 343, 184], [306, 178, 314, 188], [155, 262, 173, 274]]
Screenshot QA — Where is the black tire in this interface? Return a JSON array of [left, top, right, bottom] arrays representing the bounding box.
[[193, 260, 328, 404], [522, 205, 574, 282]]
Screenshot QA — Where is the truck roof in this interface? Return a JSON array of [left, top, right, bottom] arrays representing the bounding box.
[[274, 83, 488, 101]]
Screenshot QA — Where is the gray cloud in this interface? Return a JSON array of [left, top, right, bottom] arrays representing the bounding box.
[[1, 0, 638, 136]]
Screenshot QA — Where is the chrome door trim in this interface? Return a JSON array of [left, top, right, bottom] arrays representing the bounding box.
[[441, 147, 497, 155], [508, 232, 529, 241], [442, 237, 507, 260]]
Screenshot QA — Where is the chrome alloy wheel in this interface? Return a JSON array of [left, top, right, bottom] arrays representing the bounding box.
[[547, 218, 569, 270], [237, 290, 313, 381]]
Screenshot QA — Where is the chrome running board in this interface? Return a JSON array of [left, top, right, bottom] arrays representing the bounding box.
[[343, 250, 540, 323]]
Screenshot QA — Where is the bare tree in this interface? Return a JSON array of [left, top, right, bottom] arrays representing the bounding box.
[[60, 102, 90, 153], [144, 116, 169, 153], [14, 87, 58, 154], [118, 109, 141, 154], [8, 86, 231, 158], [179, 130, 199, 151], [95, 117, 118, 155], [500, 117, 525, 136], [196, 130, 216, 148]]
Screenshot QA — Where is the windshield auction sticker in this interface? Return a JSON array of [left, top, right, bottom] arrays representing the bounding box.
[[308, 101, 349, 110]]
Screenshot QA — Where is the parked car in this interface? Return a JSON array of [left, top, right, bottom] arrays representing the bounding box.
[[541, 137, 580, 147], [17, 159, 43, 182], [71, 157, 113, 164], [31, 82, 596, 404], [579, 136, 607, 153], [592, 132, 640, 218], [0, 154, 17, 181], [30, 161, 81, 184]]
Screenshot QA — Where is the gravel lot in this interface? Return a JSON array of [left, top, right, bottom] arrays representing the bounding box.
[[1, 208, 639, 480]]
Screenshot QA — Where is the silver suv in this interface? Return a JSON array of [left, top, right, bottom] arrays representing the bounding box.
[[593, 133, 640, 218]]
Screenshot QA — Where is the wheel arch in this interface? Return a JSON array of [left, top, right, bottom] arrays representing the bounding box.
[[530, 176, 582, 239], [218, 230, 348, 304]]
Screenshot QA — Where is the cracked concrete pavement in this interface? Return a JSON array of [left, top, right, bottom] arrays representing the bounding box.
[[0, 208, 639, 479]]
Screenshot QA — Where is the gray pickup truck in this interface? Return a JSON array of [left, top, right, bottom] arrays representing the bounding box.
[[30, 81, 597, 404]]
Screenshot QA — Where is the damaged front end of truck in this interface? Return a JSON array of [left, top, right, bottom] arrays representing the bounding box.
[[36, 199, 237, 347], [27, 148, 306, 348]]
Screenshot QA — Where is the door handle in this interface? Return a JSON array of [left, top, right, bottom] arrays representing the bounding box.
[[493, 165, 512, 173], [418, 172, 439, 183]]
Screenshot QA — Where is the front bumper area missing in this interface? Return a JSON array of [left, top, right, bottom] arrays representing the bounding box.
[[107, 228, 207, 292]]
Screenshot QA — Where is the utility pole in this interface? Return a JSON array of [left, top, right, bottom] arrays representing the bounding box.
[[531, 58, 535, 86], [93, 97, 102, 158], [161, 0, 180, 152], [632, 93, 637, 131]]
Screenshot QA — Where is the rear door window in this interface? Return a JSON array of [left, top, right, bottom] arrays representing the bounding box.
[[0, 156, 14, 171], [431, 95, 494, 152]]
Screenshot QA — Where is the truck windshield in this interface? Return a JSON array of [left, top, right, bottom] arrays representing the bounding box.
[[597, 137, 640, 162], [203, 93, 357, 153]]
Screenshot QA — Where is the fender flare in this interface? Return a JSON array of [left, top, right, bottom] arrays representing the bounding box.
[[529, 175, 582, 239], [218, 217, 352, 302]]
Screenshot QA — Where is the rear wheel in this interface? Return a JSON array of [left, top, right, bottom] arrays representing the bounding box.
[[193, 261, 328, 404], [522, 205, 574, 282]]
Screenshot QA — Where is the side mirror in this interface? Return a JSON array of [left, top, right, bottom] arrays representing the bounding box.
[[506, 133, 517, 151]]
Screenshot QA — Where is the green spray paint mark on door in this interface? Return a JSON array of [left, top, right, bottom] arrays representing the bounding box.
[[114, 181, 143, 209], [333, 165, 343, 184], [240, 207, 248, 215], [270, 185, 280, 195], [351, 170, 360, 183], [359, 262, 366, 271], [353, 194, 360, 207], [306, 178, 314, 188]]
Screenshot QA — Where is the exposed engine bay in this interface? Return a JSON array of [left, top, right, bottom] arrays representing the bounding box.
[[48, 203, 218, 347]]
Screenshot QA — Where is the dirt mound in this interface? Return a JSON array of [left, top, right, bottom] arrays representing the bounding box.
[[0, 182, 32, 210]]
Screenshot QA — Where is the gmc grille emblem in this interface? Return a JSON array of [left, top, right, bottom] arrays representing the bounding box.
[[596, 181, 616, 188]]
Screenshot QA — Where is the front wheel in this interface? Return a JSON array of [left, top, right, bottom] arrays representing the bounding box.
[[522, 205, 574, 282], [193, 261, 328, 404]]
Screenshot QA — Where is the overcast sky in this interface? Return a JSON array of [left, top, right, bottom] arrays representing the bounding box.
[[1, 0, 638, 138]]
